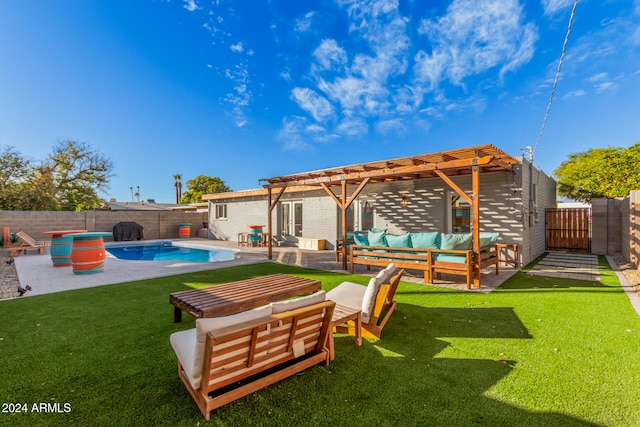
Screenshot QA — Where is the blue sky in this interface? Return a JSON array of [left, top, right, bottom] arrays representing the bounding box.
[[1, 0, 639, 203]]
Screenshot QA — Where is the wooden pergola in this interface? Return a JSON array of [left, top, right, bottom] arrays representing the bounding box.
[[261, 144, 520, 288]]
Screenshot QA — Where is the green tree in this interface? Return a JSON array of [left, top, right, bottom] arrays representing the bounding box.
[[554, 142, 640, 202], [47, 140, 114, 211], [0, 141, 113, 211], [180, 175, 231, 203]]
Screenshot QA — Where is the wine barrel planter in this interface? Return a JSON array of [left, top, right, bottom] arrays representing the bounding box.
[[68, 232, 112, 275], [178, 223, 191, 238]]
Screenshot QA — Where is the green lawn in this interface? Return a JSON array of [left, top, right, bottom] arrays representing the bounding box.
[[1, 258, 639, 426]]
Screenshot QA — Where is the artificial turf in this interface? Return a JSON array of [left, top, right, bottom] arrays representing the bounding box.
[[0, 258, 639, 426]]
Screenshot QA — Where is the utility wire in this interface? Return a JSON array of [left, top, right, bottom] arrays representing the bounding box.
[[532, 0, 579, 160]]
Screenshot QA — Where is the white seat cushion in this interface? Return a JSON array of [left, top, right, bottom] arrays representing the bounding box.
[[384, 263, 397, 278], [270, 290, 326, 314], [327, 281, 369, 322], [361, 275, 384, 322], [169, 328, 198, 390]]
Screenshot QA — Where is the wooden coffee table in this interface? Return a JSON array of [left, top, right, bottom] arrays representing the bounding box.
[[169, 273, 322, 322]]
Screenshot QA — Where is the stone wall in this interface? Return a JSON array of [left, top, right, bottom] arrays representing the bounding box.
[[0, 211, 208, 242]]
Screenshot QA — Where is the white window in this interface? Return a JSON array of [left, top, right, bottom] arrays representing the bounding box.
[[215, 204, 227, 219]]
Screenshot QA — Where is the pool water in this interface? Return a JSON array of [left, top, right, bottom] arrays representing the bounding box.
[[106, 242, 237, 263]]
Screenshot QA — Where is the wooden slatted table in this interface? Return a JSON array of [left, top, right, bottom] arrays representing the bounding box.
[[169, 273, 322, 322]]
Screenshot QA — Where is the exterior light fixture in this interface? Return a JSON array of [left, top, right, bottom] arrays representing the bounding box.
[[399, 191, 409, 208]]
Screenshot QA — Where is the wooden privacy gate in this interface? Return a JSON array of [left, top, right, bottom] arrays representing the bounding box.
[[546, 208, 591, 252]]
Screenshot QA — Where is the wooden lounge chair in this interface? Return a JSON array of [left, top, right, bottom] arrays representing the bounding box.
[[10, 231, 51, 256], [327, 263, 404, 342]]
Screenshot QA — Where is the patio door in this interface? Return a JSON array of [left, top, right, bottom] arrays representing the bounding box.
[[338, 201, 375, 235], [282, 201, 303, 238]]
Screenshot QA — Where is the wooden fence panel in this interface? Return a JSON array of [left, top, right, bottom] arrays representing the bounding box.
[[546, 208, 591, 252]]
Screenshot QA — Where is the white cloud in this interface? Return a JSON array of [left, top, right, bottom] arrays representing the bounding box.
[[230, 42, 244, 53], [295, 11, 316, 32], [223, 62, 253, 127], [278, 116, 313, 150], [307, 0, 410, 124], [183, 0, 198, 12], [585, 72, 616, 94], [335, 117, 369, 136], [587, 72, 609, 83], [594, 81, 616, 93], [285, 0, 536, 144], [280, 69, 291, 81], [414, 0, 537, 88], [631, 26, 640, 46], [312, 39, 348, 72], [375, 118, 406, 135], [291, 87, 335, 122], [563, 89, 587, 99], [541, 0, 574, 16]]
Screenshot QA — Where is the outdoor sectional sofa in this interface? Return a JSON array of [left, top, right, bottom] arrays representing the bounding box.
[[349, 230, 500, 289]]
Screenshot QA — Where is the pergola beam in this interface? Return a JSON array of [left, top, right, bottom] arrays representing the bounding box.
[[263, 156, 496, 189]]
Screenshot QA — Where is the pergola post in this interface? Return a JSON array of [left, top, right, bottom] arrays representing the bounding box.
[[320, 179, 369, 271], [341, 180, 348, 271], [472, 163, 481, 288], [267, 187, 286, 260], [267, 187, 273, 260]]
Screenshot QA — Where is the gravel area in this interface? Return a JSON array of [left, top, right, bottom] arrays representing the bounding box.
[[612, 253, 640, 296], [0, 251, 20, 300]]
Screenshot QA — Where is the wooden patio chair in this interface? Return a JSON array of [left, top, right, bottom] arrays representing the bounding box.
[[11, 231, 51, 256], [327, 263, 404, 342]]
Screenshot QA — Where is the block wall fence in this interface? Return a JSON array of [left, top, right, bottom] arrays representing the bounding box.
[[591, 190, 640, 270], [0, 211, 208, 242]]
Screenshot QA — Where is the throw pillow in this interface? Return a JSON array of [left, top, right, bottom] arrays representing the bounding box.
[[440, 233, 473, 250]]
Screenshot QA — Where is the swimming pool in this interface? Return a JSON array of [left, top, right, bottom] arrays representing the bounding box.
[[106, 241, 238, 263]]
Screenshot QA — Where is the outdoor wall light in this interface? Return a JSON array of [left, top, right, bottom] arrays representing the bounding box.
[[399, 191, 409, 208]]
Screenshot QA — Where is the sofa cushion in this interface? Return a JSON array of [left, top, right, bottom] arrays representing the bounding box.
[[326, 281, 368, 321], [383, 262, 397, 278], [385, 233, 411, 249], [479, 232, 500, 247], [368, 230, 387, 247], [170, 328, 198, 390], [270, 290, 326, 314], [440, 233, 473, 250], [361, 274, 385, 322], [433, 253, 468, 264], [193, 305, 272, 389], [353, 232, 369, 246], [409, 232, 439, 249]]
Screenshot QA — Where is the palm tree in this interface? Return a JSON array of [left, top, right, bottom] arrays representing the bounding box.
[[174, 174, 182, 204]]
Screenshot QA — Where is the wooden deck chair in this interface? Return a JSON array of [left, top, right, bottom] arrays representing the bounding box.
[[327, 264, 404, 340], [11, 231, 51, 256]]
